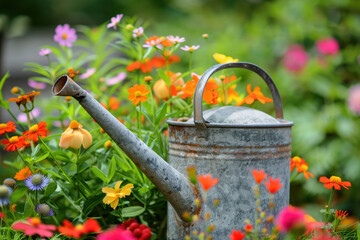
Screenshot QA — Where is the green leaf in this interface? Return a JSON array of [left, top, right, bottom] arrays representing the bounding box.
[[34, 152, 50, 163], [0, 72, 10, 109], [24, 195, 36, 218], [357, 223, 360, 240], [37, 167, 66, 180], [138, 185, 150, 194], [121, 206, 145, 217], [82, 194, 103, 216], [91, 166, 107, 183], [10, 187, 28, 202], [107, 156, 117, 184], [44, 181, 57, 196]]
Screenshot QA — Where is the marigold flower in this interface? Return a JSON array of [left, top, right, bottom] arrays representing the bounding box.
[[213, 53, 238, 64], [109, 96, 120, 110], [180, 45, 200, 52], [252, 169, 267, 184], [1, 136, 26, 151], [8, 91, 40, 108], [25, 174, 49, 191], [127, 84, 150, 105], [264, 177, 282, 194], [316, 37, 339, 55], [58, 218, 101, 239], [54, 24, 77, 47], [22, 121, 47, 142], [102, 181, 134, 210], [237, 84, 273, 105], [107, 14, 123, 29], [68, 68, 80, 79], [0, 121, 16, 136], [319, 176, 351, 190], [14, 166, 32, 180], [335, 210, 348, 220], [228, 229, 246, 240], [0, 185, 13, 207], [198, 174, 219, 191], [59, 120, 93, 149], [153, 72, 184, 100], [282, 44, 308, 72], [12, 217, 56, 238]]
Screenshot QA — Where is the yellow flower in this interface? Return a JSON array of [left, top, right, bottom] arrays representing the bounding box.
[[102, 181, 134, 210], [59, 120, 92, 149], [213, 53, 238, 64]]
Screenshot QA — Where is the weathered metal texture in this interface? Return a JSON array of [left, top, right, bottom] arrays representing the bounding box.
[[166, 120, 292, 239], [52, 75, 197, 220]]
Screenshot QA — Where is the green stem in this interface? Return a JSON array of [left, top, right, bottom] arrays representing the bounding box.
[[290, 172, 301, 183], [0, 206, 9, 227], [138, 103, 142, 140], [16, 149, 34, 173], [7, 109, 26, 131], [189, 52, 193, 73], [324, 188, 335, 230]]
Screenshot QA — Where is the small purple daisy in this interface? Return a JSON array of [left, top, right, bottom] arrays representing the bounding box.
[[25, 174, 49, 191], [35, 204, 54, 217], [0, 185, 13, 207]]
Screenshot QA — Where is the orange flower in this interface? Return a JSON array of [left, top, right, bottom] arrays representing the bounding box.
[[297, 163, 314, 180], [290, 156, 303, 172], [1, 136, 26, 151], [59, 120, 92, 149], [9, 91, 40, 107], [198, 174, 219, 191], [181, 73, 220, 105], [153, 71, 185, 100], [229, 229, 246, 240], [9, 203, 16, 212], [0, 121, 16, 136], [109, 97, 120, 111], [219, 75, 240, 104], [244, 224, 253, 233], [252, 169, 267, 184], [264, 177, 282, 194], [14, 166, 32, 180], [127, 84, 150, 105], [143, 36, 161, 47], [126, 59, 153, 73], [58, 219, 101, 239], [335, 210, 348, 220], [159, 38, 173, 47], [237, 84, 273, 105], [319, 176, 351, 190], [149, 55, 180, 68], [68, 68, 80, 79], [22, 121, 47, 142]]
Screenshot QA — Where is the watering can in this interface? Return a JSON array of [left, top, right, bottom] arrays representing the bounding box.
[[52, 62, 293, 239]]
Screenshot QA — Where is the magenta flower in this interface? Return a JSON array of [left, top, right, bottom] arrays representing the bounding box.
[[28, 80, 46, 90], [54, 24, 77, 47], [79, 68, 96, 79], [282, 44, 308, 73], [12, 217, 56, 238], [106, 72, 127, 86], [132, 27, 144, 38], [38, 48, 52, 56], [316, 37, 339, 55], [168, 35, 185, 44], [97, 226, 136, 240], [276, 206, 306, 232], [180, 45, 200, 52], [348, 84, 360, 115], [18, 108, 41, 123], [107, 14, 123, 30]]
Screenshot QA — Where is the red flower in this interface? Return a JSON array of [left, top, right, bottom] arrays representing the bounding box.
[[198, 174, 219, 191], [0, 121, 16, 136], [244, 224, 253, 233], [58, 218, 101, 239], [12, 217, 56, 238], [319, 176, 351, 190], [1, 136, 26, 151], [252, 169, 267, 184], [0, 212, 4, 218], [335, 209, 348, 220], [264, 177, 282, 194], [22, 121, 47, 142], [229, 229, 246, 240]]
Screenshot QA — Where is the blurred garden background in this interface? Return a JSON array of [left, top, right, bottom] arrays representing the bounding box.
[[1, 0, 360, 232]]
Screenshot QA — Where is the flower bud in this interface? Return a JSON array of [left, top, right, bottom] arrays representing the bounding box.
[[206, 225, 215, 233], [182, 212, 192, 222], [269, 201, 275, 209], [195, 198, 201, 207], [192, 230, 198, 236], [202, 33, 208, 39], [126, 24, 134, 31], [11, 87, 20, 94], [205, 212, 211, 221], [65, 96, 72, 102], [192, 214, 199, 222], [266, 215, 274, 223], [144, 76, 153, 83], [100, 128, 105, 134], [213, 198, 220, 207], [104, 140, 112, 149], [185, 235, 191, 240], [186, 166, 197, 185], [260, 211, 266, 219], [3, 178, 16, 188]]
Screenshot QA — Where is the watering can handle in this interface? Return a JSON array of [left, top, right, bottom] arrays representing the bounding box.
[[194, 62, 283, 132]]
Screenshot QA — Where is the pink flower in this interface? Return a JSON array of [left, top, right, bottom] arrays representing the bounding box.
[[54, 24, 77, 47], [97, 226, 136, 240], [180, 45, 200, 52], [316, 38, 339, 55], [132, 27, 144, 38], [12, 217, 56, 238], [28, 80, 46, 89], [18, 108, 41, 123], [283, 44, 308, 72], [0, 212, 4, 218], [347, 84, 360, 115], [53, 119, 70, 128], [38, 48, 52, 56], [168, 35, 185, 44], [80, 68, 96, 79], [276, 206, 306, 232], [107, 14, 123, 30], [106, 72, 127, 85]]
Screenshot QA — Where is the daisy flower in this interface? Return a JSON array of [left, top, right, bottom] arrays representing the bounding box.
[[25, 174, 49, 191]]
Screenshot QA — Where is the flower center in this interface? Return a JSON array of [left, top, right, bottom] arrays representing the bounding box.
[[75, 224, 84, 230], [31, 175, 43, 185], [29, 124, 38, 133], [135, 91, 142, 97], [0, 186, 9, 198], [29, 217, 41, 226], [300, 164, 308, 171], [0, 124, 7, 129], [3, 178, 16, 187], [292, 156, 301, 163], [330, 176, 342, 183], [189, 47, 194, 52], [62, 33, 68, 40], [69, 120, 80, 129], [176, 85, 182, 92], [9, 136, 19, 143], [38, 204, 50, 216]]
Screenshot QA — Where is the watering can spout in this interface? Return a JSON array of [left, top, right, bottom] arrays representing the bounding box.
[[52, 75, 198, 221]]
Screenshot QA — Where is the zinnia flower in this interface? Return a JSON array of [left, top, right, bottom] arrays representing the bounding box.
[[12, 217, 56, 238], [22, 121, 47, 142], [228, 229, 246, 240], [316, 38, 339, 55], [168, 35, 185, 44], [143, 36, 162, 48], [282, 44, 308, 72], [180, 45, 200, 52], [0, 185, 13, 207], [132, 27, 144, 38], [25, 174, 49, 191], [213, 53, 238, 64], [38, 48, 52, 56], [54, 24, 77, 47], [198, 174, 219, 191], [79, 68, 96, 79], [264, 176, 282, 194], [127, 84, 150, 105], [153, 71, 184, 101], [252, 169, 267, 184], [1, 136, 26, 151], [106, 72, 127, 85], [97, 227, 136, 240], [319, 176, 351, 190], [0, 121, 16, 136], [59, 120, 92, 149], [102, 181, 134, 210], [126, 59, 153, 73], [14, 166, 32, 180], [8, 91, 40, 108], [35, 204, 54, 217], [107, 14, 123, 29], [237, 84, 273, 105], [28, 80, 46, 90], [347, 84, 360, 115], [58, 218, 101, 239], [276, 206, 306, 233]]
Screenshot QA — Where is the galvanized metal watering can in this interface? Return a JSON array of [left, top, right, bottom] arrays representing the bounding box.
[[52, 62, 293, 239]]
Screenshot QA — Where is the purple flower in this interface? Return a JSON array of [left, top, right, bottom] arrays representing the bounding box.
[[107, 14, 123, 30], [316, 37, 339, 55], [28, 80, 46, 90], [53, 119, 70, 128], [39, 49, 52, 56], [54, 24, 77, 47], [282, 44, 308, 73], [180, 45, 200, 52], [79, 68, 96, 79], [18, 108, 41, 123], [168, 35, 185, 44], [0, 185, 13, 207], [348, 84, 360, 115], [35, 204, 54, 217], [25, 174, 49, 191], [132, 27, 144, 38], [106, 72, 127, 86]]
